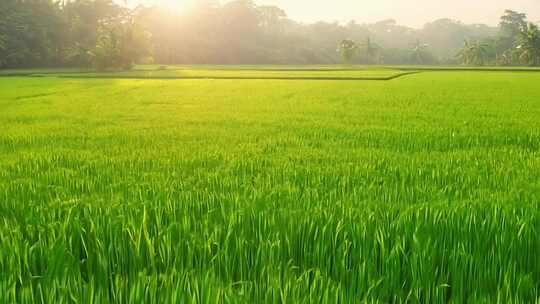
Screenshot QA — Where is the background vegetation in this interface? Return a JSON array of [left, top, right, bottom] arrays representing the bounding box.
[[1, 0, 539, 68]]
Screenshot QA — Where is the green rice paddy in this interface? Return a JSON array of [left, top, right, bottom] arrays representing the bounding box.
[[0, 66, 408, 80], [1, 68, 540, 302], [53, 69, 407, 80]]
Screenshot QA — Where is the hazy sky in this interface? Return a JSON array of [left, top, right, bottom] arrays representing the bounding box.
[[139, 0, 540, 28], [254, 0, 540, 28]]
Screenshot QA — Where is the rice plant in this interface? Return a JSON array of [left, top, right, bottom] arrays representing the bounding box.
[[1, 70, 540, 302]]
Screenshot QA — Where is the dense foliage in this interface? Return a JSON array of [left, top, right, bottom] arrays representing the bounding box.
[[1, 70, 540, 301], [457, 11, 540, 66], [0, 0, 151, 69], [1, 0, 539, 67]]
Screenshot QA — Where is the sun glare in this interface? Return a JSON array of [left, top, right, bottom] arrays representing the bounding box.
[[160, 0, 195, 13]]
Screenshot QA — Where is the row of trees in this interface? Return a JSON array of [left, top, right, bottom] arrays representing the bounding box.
[[338, 38, 384, 64], [457, 11, 540, 66], [139, 2, 503, 65], [338, 10, 540, 66], [0, 0, 538, 68]]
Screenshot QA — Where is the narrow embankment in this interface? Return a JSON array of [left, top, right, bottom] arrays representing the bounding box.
[[47, 71, 419, 81], [0, 69, 419, 81]]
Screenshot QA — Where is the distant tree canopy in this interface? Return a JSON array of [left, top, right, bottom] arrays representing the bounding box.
[[455, 10, 540, 66], [0, 1, 539, 69]]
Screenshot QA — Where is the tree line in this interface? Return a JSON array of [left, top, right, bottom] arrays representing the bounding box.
[[1, 0, 539, 69], [0, 0, 150, 70], [456, 11, 540, 66]]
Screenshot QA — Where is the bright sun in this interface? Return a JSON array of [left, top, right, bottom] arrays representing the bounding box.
[[160, 0, 195, 12]]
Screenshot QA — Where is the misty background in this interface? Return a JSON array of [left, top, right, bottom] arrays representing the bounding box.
[[1, 0, 539, 68], [136, 0, 540, 28], [237, 0, 540, 28]]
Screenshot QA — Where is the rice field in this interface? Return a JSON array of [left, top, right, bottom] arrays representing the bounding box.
[[1, 69, 540, 302], [52, 68, 408, 80], [0, 66, 408, 80]]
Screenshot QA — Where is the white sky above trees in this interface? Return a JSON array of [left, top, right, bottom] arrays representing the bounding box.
[[251, 0, 540, 28], [136, 0, 540, 28]]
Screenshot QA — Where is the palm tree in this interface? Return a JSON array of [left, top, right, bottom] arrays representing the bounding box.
[[0, 34, 6, 65], [0, 34, 5, 51], [516, 23, 540, 66], [358, 37, 382, 64], [457, 40, 473, 65], [411, 39, 429, 64], [496, 49, 518, 66], [337, 39, 357, 64], [457, 40, 489, 66]]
